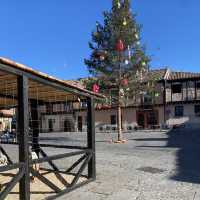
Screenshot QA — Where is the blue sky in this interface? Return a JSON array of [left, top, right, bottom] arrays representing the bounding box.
[[0, 0, 199, 80]]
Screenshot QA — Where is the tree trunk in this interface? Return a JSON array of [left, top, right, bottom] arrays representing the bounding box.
[[117, 104, 122, 141]]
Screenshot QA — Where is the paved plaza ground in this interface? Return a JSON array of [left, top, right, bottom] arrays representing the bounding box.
[[55, 127, 200, 200], [2, 127, 200, 200]]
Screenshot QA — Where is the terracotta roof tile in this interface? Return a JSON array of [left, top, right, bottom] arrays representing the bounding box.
[[64, 80, 85, 89], [146, 68, 168, 81], [168, 71, 200, 80]]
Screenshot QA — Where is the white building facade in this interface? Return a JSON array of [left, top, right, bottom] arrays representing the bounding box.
[[39, 69, 200, 132]]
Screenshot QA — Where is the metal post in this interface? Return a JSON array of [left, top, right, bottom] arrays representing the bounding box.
[[87, 97, 96, 179], [18, 75, 30, 200], [30, 100, 40, 156]]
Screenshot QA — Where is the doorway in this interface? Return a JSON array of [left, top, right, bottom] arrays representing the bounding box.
[[48, 119, 53, 132], [78, 116, 83, 132], [137, 110, 159, 129], [137, 112, 145, 128], [64, 119, 72, 132]]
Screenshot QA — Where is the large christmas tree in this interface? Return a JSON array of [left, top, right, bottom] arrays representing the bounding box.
[[85, 0, 150, 142]]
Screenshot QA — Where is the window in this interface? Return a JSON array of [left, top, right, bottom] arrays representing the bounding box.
[[64, 102, 71, 111], [46, 104, 53, 113], [175, 106, 184, 117], [172, 84, 182, 94], [196, 82, 200, 89], [194, 105, 200, 116], [110, 115, 116, 125], [144, 94, 152, 104], [48, 119, 55, 132], [80, 101, 87, 108]]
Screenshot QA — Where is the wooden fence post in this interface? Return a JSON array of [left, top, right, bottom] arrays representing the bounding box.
[[18, 75, 30, 200]]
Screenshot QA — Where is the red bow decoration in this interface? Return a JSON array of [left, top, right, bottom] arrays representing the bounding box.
[[92, 84, 100, 93], [116, 39, 124, 52], [122, 79, 128, 86]]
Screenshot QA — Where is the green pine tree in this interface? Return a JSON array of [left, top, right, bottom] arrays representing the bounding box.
[[85, 0, 150, 142]]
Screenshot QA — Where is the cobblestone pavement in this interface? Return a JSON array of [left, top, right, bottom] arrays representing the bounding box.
[[2, 128, 200, 200], [55, 127, 200, 200]]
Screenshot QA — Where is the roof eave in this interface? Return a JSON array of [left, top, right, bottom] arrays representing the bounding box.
[[0, 57, 104, 100]]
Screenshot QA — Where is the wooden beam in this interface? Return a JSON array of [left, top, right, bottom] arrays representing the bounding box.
[[18, 75, 30, 200], [0, 166, 25, 200], [30, 168, 61, 193], [87, 97, 96, 179], [0, 63, 101, 99], [70, 154, 92, 187]]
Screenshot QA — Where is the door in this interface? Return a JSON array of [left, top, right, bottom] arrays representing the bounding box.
[[147, 110, 159, 128], [48, 119, 53, 132], [64, 119, 72, 132], [137, 112, 145, 128], [78, 116, 82, 132], [137, 110, 159, 129]]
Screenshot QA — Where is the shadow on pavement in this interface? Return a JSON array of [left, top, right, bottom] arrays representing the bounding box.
[[135, 127, 200, 184]]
